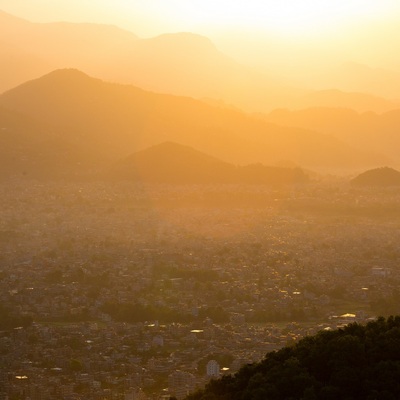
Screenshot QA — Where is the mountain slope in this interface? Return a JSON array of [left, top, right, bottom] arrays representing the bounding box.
[[112, 141, 235, 183], [325, 62, 400, 100], [110, 142, 308, 184], [265, 107, 400, 164], [187, 316, 400, 400], [0, 10, 303, 112], [0, 69, 385, 171], [292, 89, 400, 113], [0, 10, 138, 93]]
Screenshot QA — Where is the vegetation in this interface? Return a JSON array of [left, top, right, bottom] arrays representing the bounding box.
[[186, 316, 400, 400]]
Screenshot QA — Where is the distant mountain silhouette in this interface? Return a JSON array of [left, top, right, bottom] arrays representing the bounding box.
[[325, 62, 400, 100], [351, 167, 400, 187], [0, 69, 385, 171], [3, 10, 400, 113], [0, 10, 303, 112], [112, 141, 234, 183], [292, 89, 399, 113], [110, 142, 308, 184], [0, 10, 138, 92], [265, 107, 400, 165]]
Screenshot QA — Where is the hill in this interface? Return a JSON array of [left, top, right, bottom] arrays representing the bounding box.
[[265, 107, 400, 165], [292, 89, 400, 113], [0, 10, 138, 92], [110, 142, 308, 184], [0, 69, 386, 172], [323, 61, 400, 100], [186, 316, 400, 400], [0, 10, 302, 112], [351, 167, 400, 187], [111, 142, 235, 183]]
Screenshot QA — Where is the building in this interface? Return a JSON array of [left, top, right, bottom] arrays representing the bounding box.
[[206, 360, 220, 378]]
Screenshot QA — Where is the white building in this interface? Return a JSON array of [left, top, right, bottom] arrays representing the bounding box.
[[206, 360, 220, 378]]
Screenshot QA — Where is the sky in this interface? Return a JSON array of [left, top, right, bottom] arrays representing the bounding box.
[[2, 0, 400, 38], [2, 0, 400, 85]]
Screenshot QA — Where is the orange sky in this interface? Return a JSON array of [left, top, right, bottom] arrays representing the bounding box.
[[2, 1, 400, 94], [2, 0, 399, 37], [2, 1, 400, 171]]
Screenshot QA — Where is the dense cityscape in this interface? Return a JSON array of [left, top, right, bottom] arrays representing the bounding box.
[[1, 180, 399, 399]]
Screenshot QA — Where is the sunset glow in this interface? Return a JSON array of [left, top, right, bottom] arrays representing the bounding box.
[[2, 0, 399, 37], [149, 0, 395, 36], [3, 0, 400, 398]]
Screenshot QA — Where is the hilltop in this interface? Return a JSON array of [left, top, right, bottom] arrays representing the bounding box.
[[110, 142, 308, 184], [351, 167, 400, 187], [0, 69, 386, 175], [186, 316, 400, 400], [0, 9, 301, 112]]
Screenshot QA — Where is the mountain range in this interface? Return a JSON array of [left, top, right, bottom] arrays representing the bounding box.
[[265, 107, 400, 164], [289, 89, 400, 114], [0, 68, 388, 180], [0, 10, 301, 112], [1, 10, 399, 114], [110, 141, 308, 184]]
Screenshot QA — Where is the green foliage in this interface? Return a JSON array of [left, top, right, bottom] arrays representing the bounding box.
[[186, 316, 400, 399]]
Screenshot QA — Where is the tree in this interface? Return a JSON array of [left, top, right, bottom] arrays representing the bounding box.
[[185, 317, 400, 399]]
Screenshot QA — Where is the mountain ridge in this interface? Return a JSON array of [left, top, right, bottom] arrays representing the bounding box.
[[109, 141, 308, 184], [265, 107, 400, 165], [292, 89, 400, 113], [0, 68, 386, 171], [0, 9, 290, 111]]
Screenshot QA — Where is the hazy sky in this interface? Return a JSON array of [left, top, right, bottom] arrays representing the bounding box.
[[2, 0, 400, 82], [2, 0, 400, 38]]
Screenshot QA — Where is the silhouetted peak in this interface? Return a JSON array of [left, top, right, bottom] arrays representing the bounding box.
[[113, 142, 234, 184], [40, 68, 93, 81], [113, 142, 308, 185], [352, 166, 400, 186], [1, 68, 104, 98]]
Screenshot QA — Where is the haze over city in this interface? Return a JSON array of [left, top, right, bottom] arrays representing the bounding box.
[[2, 1, 400, 399]]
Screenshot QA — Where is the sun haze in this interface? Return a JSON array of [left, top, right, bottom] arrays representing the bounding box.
[[151, 0, 397, 37], [2, 0, 399, 37], [2, 0, 400, 109]]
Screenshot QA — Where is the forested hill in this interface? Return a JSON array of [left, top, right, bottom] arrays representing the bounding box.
[[186, 316, 400, 400]]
